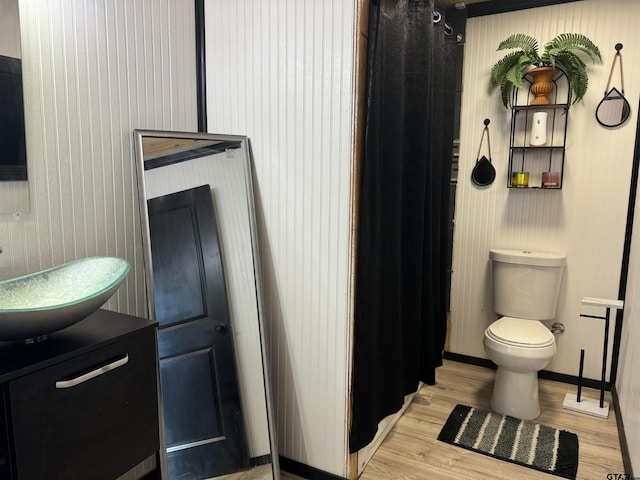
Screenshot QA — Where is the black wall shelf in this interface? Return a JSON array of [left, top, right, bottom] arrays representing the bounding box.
[[508, 70, 569, 189]]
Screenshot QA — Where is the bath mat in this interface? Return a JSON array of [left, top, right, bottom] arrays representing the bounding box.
[[437, 404, 579, 479]]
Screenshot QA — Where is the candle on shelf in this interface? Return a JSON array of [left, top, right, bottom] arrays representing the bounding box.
[[542, 171, 560, 187], [511, 171, 530, 187]]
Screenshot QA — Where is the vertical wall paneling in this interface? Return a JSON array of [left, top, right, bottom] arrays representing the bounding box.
[[204, 1, 356, 475], [1, 2, 198, 477], [451, 0, 640, 383], [0, 182, 30, 214], [1, 0, 197, 318]]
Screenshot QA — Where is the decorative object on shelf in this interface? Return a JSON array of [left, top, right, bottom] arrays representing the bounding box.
[[528, 67, 558, 106], [542, 171, 560, 187], [596, 43, 631, 128], [511, 171, 529, 187], [530, 111, 548, 146], [471, 119, 496, 187], [490, 33, 601, 108]]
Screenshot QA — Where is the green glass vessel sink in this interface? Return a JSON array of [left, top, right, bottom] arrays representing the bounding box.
[[0, 257, 130, 342]]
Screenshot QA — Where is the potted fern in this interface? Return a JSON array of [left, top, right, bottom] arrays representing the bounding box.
[[490, 33, 601, 108]]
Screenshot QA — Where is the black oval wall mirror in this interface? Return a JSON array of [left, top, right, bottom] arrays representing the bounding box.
[[596, 87, 631, 127], [471, 119, 495, 186], [596, 43, 631, 128], [471, 155, 496, 186]]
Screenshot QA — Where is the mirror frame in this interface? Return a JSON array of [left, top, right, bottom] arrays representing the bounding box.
[[595, 87, 631, 128], [133, 129, 280, 480], [0, 0, 26, 181], [0, 0, 29, 215]]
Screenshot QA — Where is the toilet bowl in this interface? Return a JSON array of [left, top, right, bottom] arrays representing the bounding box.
[[485, 248, 565, 420], [483, 316, 556, 420]]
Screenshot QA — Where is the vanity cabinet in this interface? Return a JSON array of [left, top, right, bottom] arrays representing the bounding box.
[[0, 309, 160, 480], [508, 71, 569, 189]]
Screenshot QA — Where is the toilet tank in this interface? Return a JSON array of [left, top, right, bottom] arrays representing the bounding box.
[[490, 249, 566, 320]]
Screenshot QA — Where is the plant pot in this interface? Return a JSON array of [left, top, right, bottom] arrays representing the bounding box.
[[529, 67, 559, 105]]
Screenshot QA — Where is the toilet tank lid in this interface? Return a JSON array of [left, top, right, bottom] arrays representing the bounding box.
[[490, 249, 566, 267]]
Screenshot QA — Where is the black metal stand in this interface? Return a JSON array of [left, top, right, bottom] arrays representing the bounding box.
[[564, 298, 621, 419], [579, 307, 611, 408], [576, 349, 584, 402]]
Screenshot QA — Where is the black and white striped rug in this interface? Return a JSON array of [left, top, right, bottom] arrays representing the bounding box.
[[438, 404, 579, 479]]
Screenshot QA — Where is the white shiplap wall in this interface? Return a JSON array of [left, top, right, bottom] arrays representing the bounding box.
[[204, 0, 356, 476], [2, 1, 197, 477], [451, 0, 640, 382], [1, 0, 197, 315]]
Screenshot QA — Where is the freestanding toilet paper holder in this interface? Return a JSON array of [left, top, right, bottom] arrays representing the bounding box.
[[562, 297, 624, 419]]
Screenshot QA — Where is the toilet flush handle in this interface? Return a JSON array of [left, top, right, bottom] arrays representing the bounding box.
[[551, 322, 565, 334]]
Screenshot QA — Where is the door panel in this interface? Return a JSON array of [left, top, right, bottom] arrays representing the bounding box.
[[150, 204, 206, 327], [148, 185, 249, 479], [160, 348, 223, 447]]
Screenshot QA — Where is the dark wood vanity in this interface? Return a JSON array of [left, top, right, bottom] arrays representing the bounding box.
[[0, 309, 160, 479]]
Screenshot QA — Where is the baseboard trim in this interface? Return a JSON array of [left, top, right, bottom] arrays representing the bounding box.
[[443, 352, 611, 391], [611, 386, 635, 477], [251, 454, 272, 467], [279, 456, 347, 480], [443, 352, 496, 370]]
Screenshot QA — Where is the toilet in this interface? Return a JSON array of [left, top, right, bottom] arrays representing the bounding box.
[[483, 248, 566, 420]]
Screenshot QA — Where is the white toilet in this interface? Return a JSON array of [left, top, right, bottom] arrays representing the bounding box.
[[483, 248, 566, 420]]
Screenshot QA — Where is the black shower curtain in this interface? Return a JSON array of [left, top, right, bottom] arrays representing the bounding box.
[[349, 0, 456, 453]]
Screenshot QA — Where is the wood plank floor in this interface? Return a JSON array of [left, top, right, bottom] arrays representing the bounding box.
[[356, 359, 624, 480], [217, 464, 273, 480], [280, 359, 625, 479]]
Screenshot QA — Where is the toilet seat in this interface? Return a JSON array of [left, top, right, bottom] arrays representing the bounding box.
[[486, 317, 555, 348]]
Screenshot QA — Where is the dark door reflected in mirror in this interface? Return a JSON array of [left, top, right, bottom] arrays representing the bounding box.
[[134, 130, 279, 480], [0, 0, 29, 213]]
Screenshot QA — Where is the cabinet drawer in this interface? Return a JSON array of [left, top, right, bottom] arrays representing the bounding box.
[[0, 390, 10, 479], [9, 328, 159, 480]]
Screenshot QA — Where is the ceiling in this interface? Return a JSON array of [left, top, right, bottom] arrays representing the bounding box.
[[434, 0, 489, 9]]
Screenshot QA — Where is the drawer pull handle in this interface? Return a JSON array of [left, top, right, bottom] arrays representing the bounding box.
[[55, 354, 129, 389]]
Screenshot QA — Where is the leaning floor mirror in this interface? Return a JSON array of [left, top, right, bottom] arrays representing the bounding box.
[[133, 130, 279, 480]]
